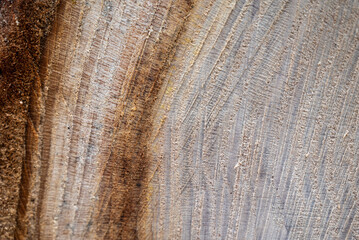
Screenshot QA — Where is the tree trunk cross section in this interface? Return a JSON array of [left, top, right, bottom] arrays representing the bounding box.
[[0, 0, 358, 239]]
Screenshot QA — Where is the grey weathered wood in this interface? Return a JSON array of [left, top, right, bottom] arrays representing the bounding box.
[[147, 0, 359, 239]]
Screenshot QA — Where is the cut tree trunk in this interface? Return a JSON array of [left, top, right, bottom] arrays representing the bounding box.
[[1, 0, 359, 239]]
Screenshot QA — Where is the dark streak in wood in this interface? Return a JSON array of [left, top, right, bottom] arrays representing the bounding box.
[[92, 1, 193, 239]]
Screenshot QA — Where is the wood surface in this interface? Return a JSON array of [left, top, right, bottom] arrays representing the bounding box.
[[0, 0, 359, 239]]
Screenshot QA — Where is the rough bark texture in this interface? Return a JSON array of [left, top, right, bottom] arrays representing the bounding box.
[[0, 0, 359, 239]]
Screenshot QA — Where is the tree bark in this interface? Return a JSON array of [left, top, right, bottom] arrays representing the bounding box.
[[1, 0, 359, 239]]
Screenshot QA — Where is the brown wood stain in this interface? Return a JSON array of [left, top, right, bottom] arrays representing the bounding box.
[[92, 1, 193, 239]]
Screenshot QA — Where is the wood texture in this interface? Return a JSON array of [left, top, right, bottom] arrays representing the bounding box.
[[0, 0, 359, 239], [0, 1, 58, 239], [149, 1, 359, 239]]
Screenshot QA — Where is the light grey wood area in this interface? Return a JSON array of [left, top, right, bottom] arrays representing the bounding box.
[[147, 0, 359, 239]]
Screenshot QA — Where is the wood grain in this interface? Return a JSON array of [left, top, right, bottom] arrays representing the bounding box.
[[148, 0, 359, 239], [11, 0, 192, 239], [0, 1, 58, 239], [0, 0, 358, 239]]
